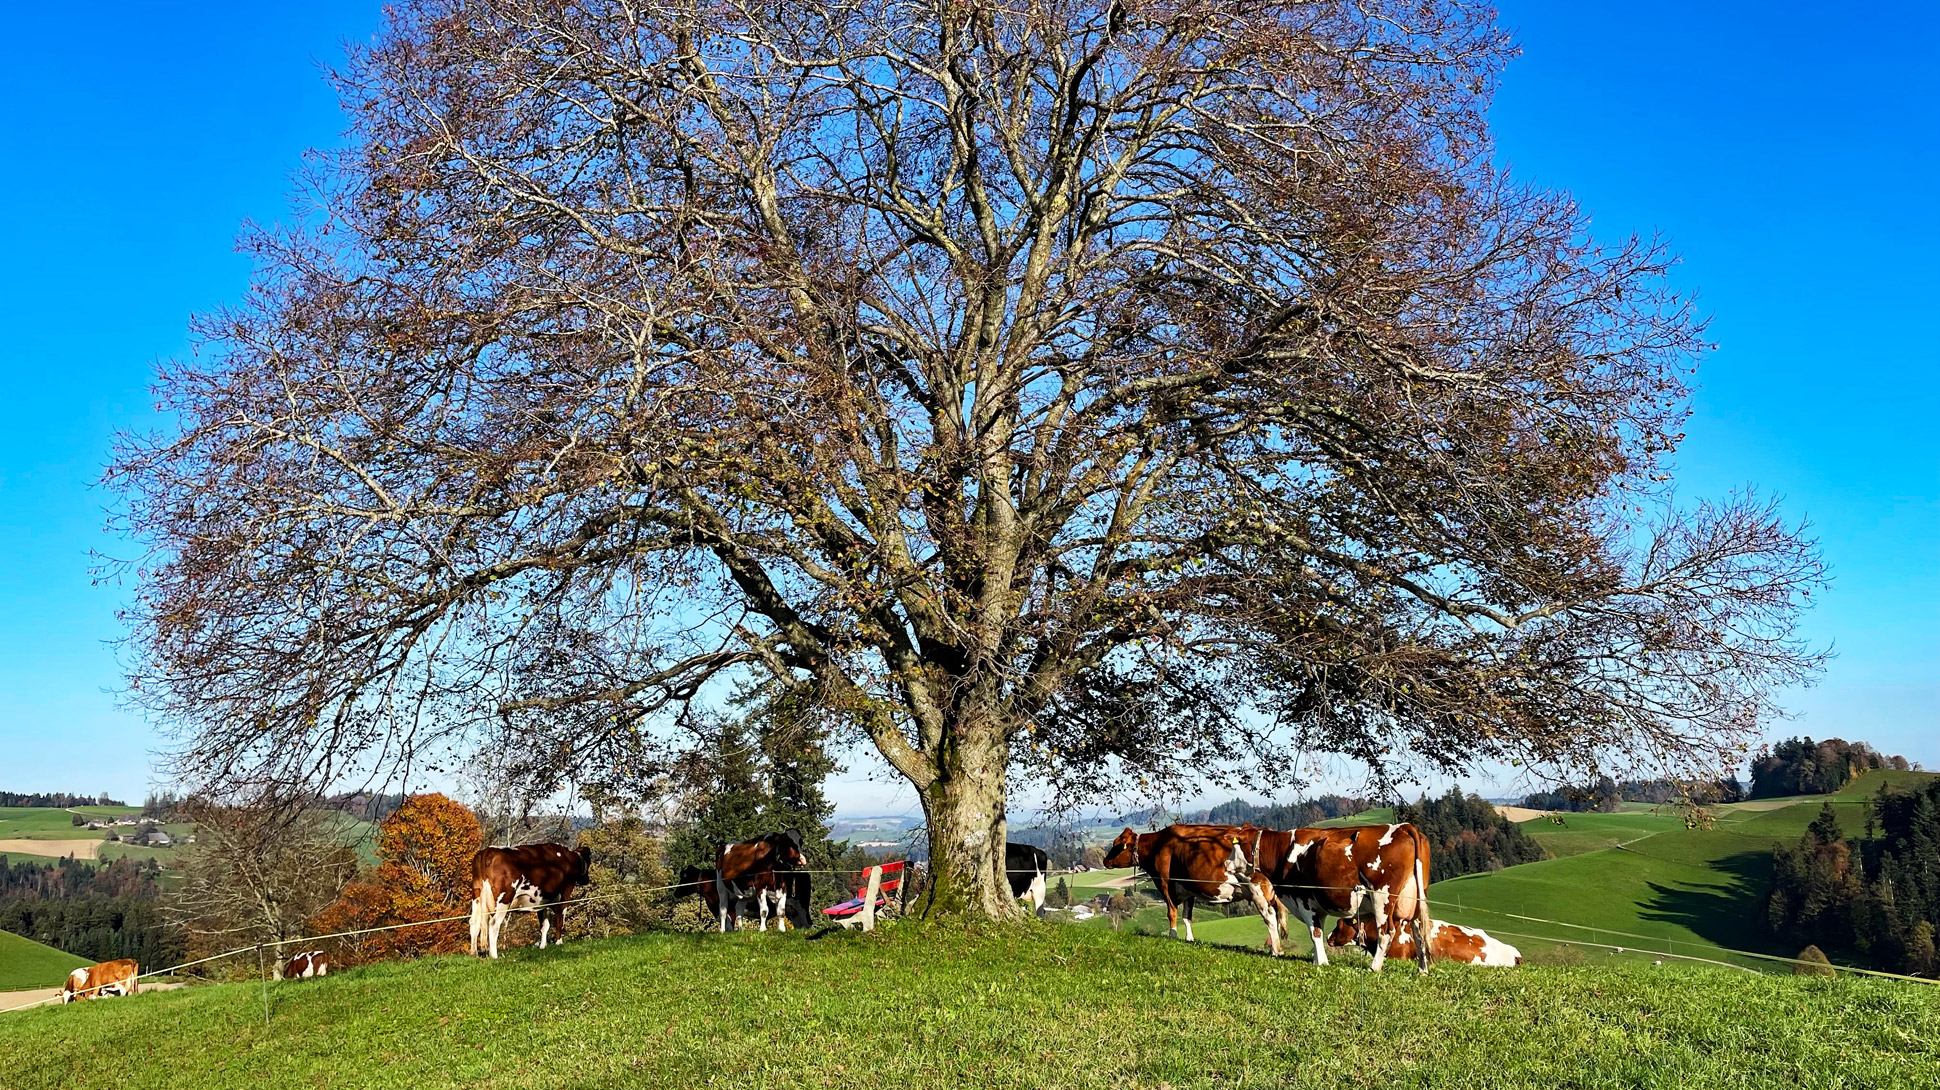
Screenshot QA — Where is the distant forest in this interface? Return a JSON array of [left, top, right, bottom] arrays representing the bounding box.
[[1520, 776, 1743, 813], [1397, 789, 1548, 881], [0, 856, 183, 968], [0, 792, 124, 808], [1750, 737, 1912, 799], [1766, 779, 1940, 977], [1204, 795, 1371, 829]]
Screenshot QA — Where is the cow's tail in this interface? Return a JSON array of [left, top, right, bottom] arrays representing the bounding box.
[[468, 878, 490, 957], [1408, 824, 1433, 972]]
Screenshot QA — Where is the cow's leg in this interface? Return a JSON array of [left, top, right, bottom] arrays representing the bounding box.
[[1289, 900, 1328, 966], [1248, 877, 1282, 957], [1181, 898, 1195, 942], [552, 904, 566, 945], [470, 879, 491, 956], [538, 909, 551, 949], [758, 893, 771, 933], [774, 889, 789, 932], [1366, 888, 1392, 972], [1164, 884, 1181, 939], [713, 871, 733, 932], [1028, 870, 1047, 916], [489, 900, 510, 958]]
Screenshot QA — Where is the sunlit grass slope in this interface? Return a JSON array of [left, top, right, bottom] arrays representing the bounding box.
[[0, 929, 89, 990], [7, 925, 1937, 1090]]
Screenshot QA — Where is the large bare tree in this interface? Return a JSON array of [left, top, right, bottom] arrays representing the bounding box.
[[111, 0, 1823, 918]]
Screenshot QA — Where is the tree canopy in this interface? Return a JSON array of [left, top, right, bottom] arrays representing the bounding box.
[[112, 0, 1823, 917]]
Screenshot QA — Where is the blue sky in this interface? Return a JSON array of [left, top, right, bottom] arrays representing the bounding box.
[[0, 3, 1932, 810]]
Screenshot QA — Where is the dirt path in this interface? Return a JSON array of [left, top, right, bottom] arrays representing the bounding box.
[[0, 839, 101, 860], [1, 981, 186, 1014], [1074, 872, 1138, 890]]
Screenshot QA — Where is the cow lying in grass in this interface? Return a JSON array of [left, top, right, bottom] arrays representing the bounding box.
[[282, 950, 329, 979], [62, 959, 138, 1003], [1328, 918, 1522, 966]]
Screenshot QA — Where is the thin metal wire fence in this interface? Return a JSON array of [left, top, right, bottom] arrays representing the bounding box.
[[7, 863, 1932, 1017]]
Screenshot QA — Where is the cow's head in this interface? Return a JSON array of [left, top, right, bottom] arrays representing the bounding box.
[[571, 846, 594, 885], [1101, 828, 1139, 869], [774, 829, 809, 870]]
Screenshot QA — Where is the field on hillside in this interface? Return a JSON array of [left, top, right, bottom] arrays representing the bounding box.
[[0, 807, 140, 840], [0, 930, 88, 990], [1056, 771, 1940, 973], [7, 924, 1938, 1089]]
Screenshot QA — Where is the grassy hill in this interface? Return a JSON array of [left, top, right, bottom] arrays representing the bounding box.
[[0, 929, 89, 990], [4, 925, 1936, 1089], [1056, 770, 1940, 972]]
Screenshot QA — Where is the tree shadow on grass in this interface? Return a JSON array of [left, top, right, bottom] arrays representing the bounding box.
[[1635, 849, 1783, 956]]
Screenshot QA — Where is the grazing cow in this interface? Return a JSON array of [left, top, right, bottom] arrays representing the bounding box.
[[61, 959, 138, 1003], [1247, 823, 1432, 972], [1005, 843, 1050, 913], [712, 829, 810, 932], [468, 843, 594, 959], [1328, 918, 1521, 966], [282, 950, 329, 979], [1102, 826, 1283, 955]]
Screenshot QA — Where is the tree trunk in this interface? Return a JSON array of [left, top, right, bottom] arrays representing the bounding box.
[[916, 708, 1019, 921]]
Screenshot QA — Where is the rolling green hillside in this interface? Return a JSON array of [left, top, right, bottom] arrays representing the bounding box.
[[5, 926, 1936, 1089], [1064, 769, 1940, 973], [0, 807, 136, 840], [0, 929, 89, 990]]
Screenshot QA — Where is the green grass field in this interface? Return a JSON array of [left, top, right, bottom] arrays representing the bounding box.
[[5, 924, 1936, 1089], [0, 806, 133, 840], [0, 929, 89, 990], [1065, 770, 1940, 973]]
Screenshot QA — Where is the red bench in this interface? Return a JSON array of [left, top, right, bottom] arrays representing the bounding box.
[[823, 861, 906, 930]]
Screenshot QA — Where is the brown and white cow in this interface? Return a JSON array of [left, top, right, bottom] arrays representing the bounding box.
[[61, 959, 138, 1003], [676, 863, 802, 932], [1102, 825, 1283, 956], [712, 829, 810, 932], [282, 950, 329, 979], [468, 843, 593, 958], [1248, 823, 1432, 972], [1328, 918, 1522, 966]]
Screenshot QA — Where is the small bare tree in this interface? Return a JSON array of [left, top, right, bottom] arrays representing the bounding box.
[[112, 0, 1823, 919], [166, 801, 360, 969]]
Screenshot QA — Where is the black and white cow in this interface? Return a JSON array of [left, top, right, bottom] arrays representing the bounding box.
[[1005, 843, 1050, 914]]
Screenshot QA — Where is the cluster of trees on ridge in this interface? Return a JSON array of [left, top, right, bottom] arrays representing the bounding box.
[[0, 791, 123, 808], [1766, 779, 1940, 977], [0, 855, 182, 968], [1750, 738, 1912, 800], [1396, 790, 1548, 882], [1520, 776, 1745, 813]]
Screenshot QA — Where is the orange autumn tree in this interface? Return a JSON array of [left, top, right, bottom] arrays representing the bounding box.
[[311, 793, 483, 963]]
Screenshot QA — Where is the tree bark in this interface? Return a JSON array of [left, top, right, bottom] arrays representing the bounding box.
[[916, 705, 1019, 921]]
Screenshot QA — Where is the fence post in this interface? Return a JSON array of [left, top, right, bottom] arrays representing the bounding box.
[[860, 865, 883, 932], [254, 944, 270, 1026]]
